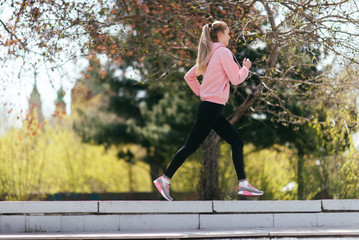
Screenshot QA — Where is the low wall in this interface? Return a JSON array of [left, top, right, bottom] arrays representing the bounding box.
[[0, 200, 358, 233]]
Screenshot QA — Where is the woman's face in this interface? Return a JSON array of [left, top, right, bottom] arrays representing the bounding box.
[[218, 28, 230, 46]]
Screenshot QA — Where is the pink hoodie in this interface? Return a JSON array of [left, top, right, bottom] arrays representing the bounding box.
[[184, 42, 249, 105]]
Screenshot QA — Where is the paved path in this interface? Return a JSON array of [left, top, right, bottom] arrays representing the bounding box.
[[1, 228, 359, 239]]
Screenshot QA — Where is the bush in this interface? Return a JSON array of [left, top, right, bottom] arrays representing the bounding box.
[[0, 112, 151, 200]]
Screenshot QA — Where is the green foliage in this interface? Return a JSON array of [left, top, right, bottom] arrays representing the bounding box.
[[73, 55, 199, 182], [1, 107, 358, 200], [0, 113, 151, 200], [299, 121, 359, 199], [337, 148, 359, 199], [300, 65, 359, 199], [170, 151, 202, 194], [303, 144, 359, 200], [219, 143, 297, 200]]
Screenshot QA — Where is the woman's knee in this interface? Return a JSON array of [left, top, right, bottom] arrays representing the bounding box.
[[231, 135, 244, 148], [180, 143, 198, 155]]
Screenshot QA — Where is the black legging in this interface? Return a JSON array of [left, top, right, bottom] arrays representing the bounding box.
[[164, 101, 246, 180]]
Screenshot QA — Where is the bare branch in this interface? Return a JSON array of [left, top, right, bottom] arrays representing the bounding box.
[[0, 19, 26, 49]]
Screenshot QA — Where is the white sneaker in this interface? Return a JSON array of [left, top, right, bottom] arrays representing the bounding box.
[[153, 176, 173, 201], [238, 180, 264, 196]]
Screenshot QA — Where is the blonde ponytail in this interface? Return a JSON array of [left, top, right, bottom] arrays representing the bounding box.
[[196, 21, 228, 75]]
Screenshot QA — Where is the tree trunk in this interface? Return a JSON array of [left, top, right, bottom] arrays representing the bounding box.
[[149, 162, 161, 189], [147, 147, 163, 191], [200, 131, 221, 200], [128, 163, 134, 192], [297, 149, 304, 200]]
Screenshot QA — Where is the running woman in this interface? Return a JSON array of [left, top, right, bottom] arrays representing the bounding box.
[[154, 21, 263, 201]]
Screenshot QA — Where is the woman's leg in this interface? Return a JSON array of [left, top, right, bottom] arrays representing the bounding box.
[[212, 114, 246, 180], [164, 101, 224, 178], [212, 115, 263, 196]]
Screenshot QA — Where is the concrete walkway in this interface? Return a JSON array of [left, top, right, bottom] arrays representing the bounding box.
[[0, 228, 359, 239]]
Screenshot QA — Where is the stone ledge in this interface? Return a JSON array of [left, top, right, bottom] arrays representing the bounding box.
[[0, 200, 358, 233], [1, 200, 358, 215]]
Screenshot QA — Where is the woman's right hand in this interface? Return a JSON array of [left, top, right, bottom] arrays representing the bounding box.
[[243, 58, 252, 69]]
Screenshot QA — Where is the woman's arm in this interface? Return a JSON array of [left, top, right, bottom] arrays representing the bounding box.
[[184, 65, 201, 96], [220, 48, 249, 86]]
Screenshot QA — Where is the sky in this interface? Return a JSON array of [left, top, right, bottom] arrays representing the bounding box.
[[0, 0, 134, 135], [0, 46, 89, 135], [0, 1, 91, 135]]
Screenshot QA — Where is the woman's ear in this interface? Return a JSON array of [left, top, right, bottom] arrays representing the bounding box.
[[217, 31, 223, 40]]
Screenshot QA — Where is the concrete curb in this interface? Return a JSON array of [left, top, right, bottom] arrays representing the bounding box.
[[0, 200, 358, 233]]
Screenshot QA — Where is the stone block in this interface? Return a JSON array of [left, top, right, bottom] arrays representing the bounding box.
[[84, 215, 120, 232], [26, 216, 62, 232], [318, 213, 359, 227], [274, 213, 318, 228], [0, 216, 26, 233], [119, 214, 199, 231], [322, 199, 359, 211], [0, 201, 97, 214], [213, 201, 321, 213], [61, 216, 85, 232], [99, 201, 212, 213], [200, 214, 273, 229]]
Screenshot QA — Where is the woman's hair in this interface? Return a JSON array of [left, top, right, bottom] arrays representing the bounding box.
[[196, 21, 228, 75]]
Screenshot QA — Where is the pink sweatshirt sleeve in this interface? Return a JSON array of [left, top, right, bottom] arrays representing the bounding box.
[[184, 65, 201, 96], [219, 48, 249, 85]]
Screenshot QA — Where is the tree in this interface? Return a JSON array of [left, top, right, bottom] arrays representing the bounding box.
[[105, 0, 359, 199], [193, 0, 359, 199], [2, 0, 358, 199], [72, 55, 199, 189], [302, 63, 359, 199]]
